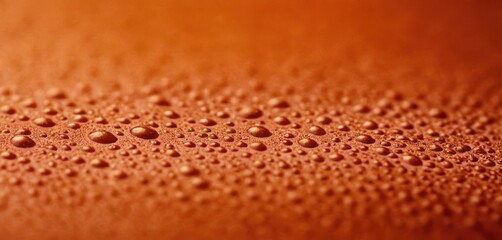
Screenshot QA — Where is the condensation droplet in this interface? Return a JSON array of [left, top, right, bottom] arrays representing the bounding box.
[[89, 130, 118, 144], [248, 126, 272, 138], [10, 135, 36, 148], [33, 117, 56, 127], [130, 126, 159, 139], [298, 138, 319, 148]]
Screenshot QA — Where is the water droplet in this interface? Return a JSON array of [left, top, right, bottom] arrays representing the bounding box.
[[166, 149, 180, 157], [480, 159, 495, 167], [199, 118, 216, 126], [428, 108, 447, 118], [273, 116, 290, 125], [298, 138, 319, 148], [94, 117, 108, 124], [111, 170, 128, 179], [250, 142, 267, 151], [0, 105, 16, 114], [47, 88, 67, 99], [89, 130, 118, 144], [1, 151, 16, 160], [316, 116, 332, 125], [267, 98, 289, 108], [362, 120, 378, 130], [130, 126, 159, 139], [248, 126, 272, 138], [33, 117, 56, 127], [375, 147, 390, 155], [148, 94, 170, 106], [429, 144, 443, 152], [355, 134, 375, 144], [164, 110, 180, 118], [191, 177, 210, 189], [311, 154, 324, 162], [353, 104, 370, 113], [308, 126, 326, 136], [10, 135, 36, 148], [239, 107, 263, 119], [403, 155, 422, 166], [329, 153, 344, 161], [180, 165, 200, 176], [337, 125, 350, 131], [90, 159, 109, 168]]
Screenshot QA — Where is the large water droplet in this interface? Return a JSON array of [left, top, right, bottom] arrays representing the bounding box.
[[10, 135, 36, 148], [89, 130, 118, 144], [403, 155, 422, 166], [248, 126, 272, 138], [33, 117, 56, 127], [298, 138, 319, 148], [239, 107, 263, 119], [355, 134, 375, 144], [130, 126, 159, 139]]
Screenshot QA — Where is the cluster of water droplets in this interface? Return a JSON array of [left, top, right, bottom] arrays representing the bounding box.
[[0, 83, 500, 238]]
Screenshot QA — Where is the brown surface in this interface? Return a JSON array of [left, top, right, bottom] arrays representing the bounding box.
[[0, 1, 501, 239]]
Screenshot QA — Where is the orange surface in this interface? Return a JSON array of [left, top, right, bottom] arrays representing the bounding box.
[[0, 1, 501, 239]]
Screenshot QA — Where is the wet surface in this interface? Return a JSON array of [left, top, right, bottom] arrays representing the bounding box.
[[0, 0, 501, 239]]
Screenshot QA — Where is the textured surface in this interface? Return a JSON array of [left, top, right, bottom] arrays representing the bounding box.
[[0, 1, 501, 239]]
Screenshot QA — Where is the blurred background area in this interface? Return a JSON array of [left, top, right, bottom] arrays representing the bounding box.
[[0, 0, 500, 91]]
